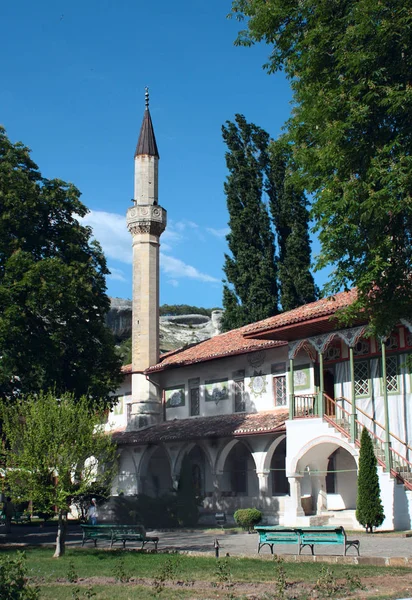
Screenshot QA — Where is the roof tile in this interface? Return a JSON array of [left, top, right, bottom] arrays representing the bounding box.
[[113, 410, 287, 445]]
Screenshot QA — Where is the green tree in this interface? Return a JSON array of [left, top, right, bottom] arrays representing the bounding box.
[[230, 0, 412, 336], [0, 391, 117, 557], [0, 127, 122, 404], [267, 138, 317, 311], [356, 427, 385, 533], [222, 114, 278, 331]]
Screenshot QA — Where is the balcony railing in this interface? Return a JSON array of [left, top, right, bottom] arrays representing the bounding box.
[[293, 394, 318, 418]]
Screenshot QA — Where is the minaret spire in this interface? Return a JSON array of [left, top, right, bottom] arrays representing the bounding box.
[[135, 88, 159, 159]]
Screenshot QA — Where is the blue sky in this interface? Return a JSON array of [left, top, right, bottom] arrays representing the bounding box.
[[1, 0, 327, 308]]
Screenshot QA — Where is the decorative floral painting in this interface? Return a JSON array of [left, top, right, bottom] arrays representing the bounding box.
[[205, 380, 229, 404], [294, 366, 310, 390], [165, 386, 185, 408]]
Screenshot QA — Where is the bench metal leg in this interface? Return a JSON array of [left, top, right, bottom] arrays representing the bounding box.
[[299, 544, 314, 555]]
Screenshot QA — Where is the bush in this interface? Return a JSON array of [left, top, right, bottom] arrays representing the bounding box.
[[0, 552, 39, 599], [233, 508, 262, 532], [356, 427, 385, 532]]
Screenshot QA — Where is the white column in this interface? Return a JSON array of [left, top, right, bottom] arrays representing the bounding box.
[[256, 471, 270, 496], [287, 475, 305, 521]]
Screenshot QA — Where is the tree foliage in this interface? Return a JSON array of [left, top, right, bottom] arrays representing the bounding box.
[[230, 0, 412, 336], [268, 138, 317, 311], [222, 114, 279, 331], [0, 127, 122, 404], [0, 391, 117, 556], [356, 427, 385, 532], [159, 304, 220, 317]]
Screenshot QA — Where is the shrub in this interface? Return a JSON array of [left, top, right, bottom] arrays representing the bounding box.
[[233, 508, 262, 532], [0, 552, 39, 599], [356, 427, 385, 532]]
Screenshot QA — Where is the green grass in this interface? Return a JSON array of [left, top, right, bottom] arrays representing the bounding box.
[[2, 547, 411, 599], [0, 546, 408, 582], [37, 584, 209, 599]]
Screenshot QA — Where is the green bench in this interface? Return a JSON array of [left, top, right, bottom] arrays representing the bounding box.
[[254, 526, 360, 556], [80, 524, 159, 550], [0, 511, 31, 524], [255, 526, 300, 554], [298, 526, 360, 556]]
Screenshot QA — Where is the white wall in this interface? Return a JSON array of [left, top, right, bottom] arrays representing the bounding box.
[[157, 346, 314, 421]]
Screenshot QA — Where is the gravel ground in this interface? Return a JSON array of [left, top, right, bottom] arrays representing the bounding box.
[[0, 524, 411, 559]]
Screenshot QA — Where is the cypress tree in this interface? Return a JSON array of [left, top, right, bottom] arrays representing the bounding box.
[[267, 138, 317, 311], [221, 115, 278, 331], [356, 427, 385, 533]]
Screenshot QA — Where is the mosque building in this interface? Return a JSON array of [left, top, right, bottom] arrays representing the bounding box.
[[107, 91, 412, 529]]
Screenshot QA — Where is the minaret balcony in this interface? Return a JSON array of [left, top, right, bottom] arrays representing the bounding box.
[[127, 204, 167, 237]]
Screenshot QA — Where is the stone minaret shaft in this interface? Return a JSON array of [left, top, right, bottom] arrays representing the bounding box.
[[126, 89, 166, 426]]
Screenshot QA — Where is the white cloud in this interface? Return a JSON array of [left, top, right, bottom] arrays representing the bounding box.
[[107, 266, 127, 282], [206, 227, 230, 239], [81, 211, 131, 264], [160, 253, 220, 283], [82, 210, 219, 284], [167, 279, 179, 288]]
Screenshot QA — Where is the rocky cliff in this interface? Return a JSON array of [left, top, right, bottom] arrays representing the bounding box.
[[106, 298, 223, 353]]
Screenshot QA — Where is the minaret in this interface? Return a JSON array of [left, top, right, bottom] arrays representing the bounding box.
[[126, 88, 167, 428]]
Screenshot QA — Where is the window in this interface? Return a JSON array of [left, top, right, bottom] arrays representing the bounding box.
[[354, 360, 370, 396], [234, 379, 246, 413], [386, 355, 399, 393], [273, 375, 287, 406], [190, 388, 200, 416], [189, 378, 200, 416]]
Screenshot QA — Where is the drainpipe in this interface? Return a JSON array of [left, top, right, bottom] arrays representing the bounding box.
[[381, 340, 392, 472]]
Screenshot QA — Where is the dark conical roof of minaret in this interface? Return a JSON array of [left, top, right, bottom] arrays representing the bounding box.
[[135, 87, 159, 159]]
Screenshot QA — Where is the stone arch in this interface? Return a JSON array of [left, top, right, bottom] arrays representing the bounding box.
[[289, 435, 358, 514], [173, 441, 214, 480], [140, 444, 173, 497], [289, 435, 357, 475], [218, 439, 258, 498], [215, 438, 253, 474], [262, 434, 287, 472]]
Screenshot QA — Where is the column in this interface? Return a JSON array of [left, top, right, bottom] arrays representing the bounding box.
[[349, 346, 357, 443], [381, 340, 392, 471], [256, 471, 270, 497], [287, 475, 304, 520], [212, 472, 224, 510], [289, 357, 295, 420], [318, 352, 325, 417], [312, 474, 327, 514]]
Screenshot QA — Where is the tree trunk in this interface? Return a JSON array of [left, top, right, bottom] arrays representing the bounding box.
[[53, 510, 67, 557]]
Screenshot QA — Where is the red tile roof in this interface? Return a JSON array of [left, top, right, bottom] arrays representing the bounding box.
[[123, 291, 358, 376], [145, 325, 287, 374], [112, 410, 287, 445], [243, 289, 358, 337]]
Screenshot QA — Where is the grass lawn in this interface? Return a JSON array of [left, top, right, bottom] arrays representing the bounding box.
[[2, 547, 412, 599]]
